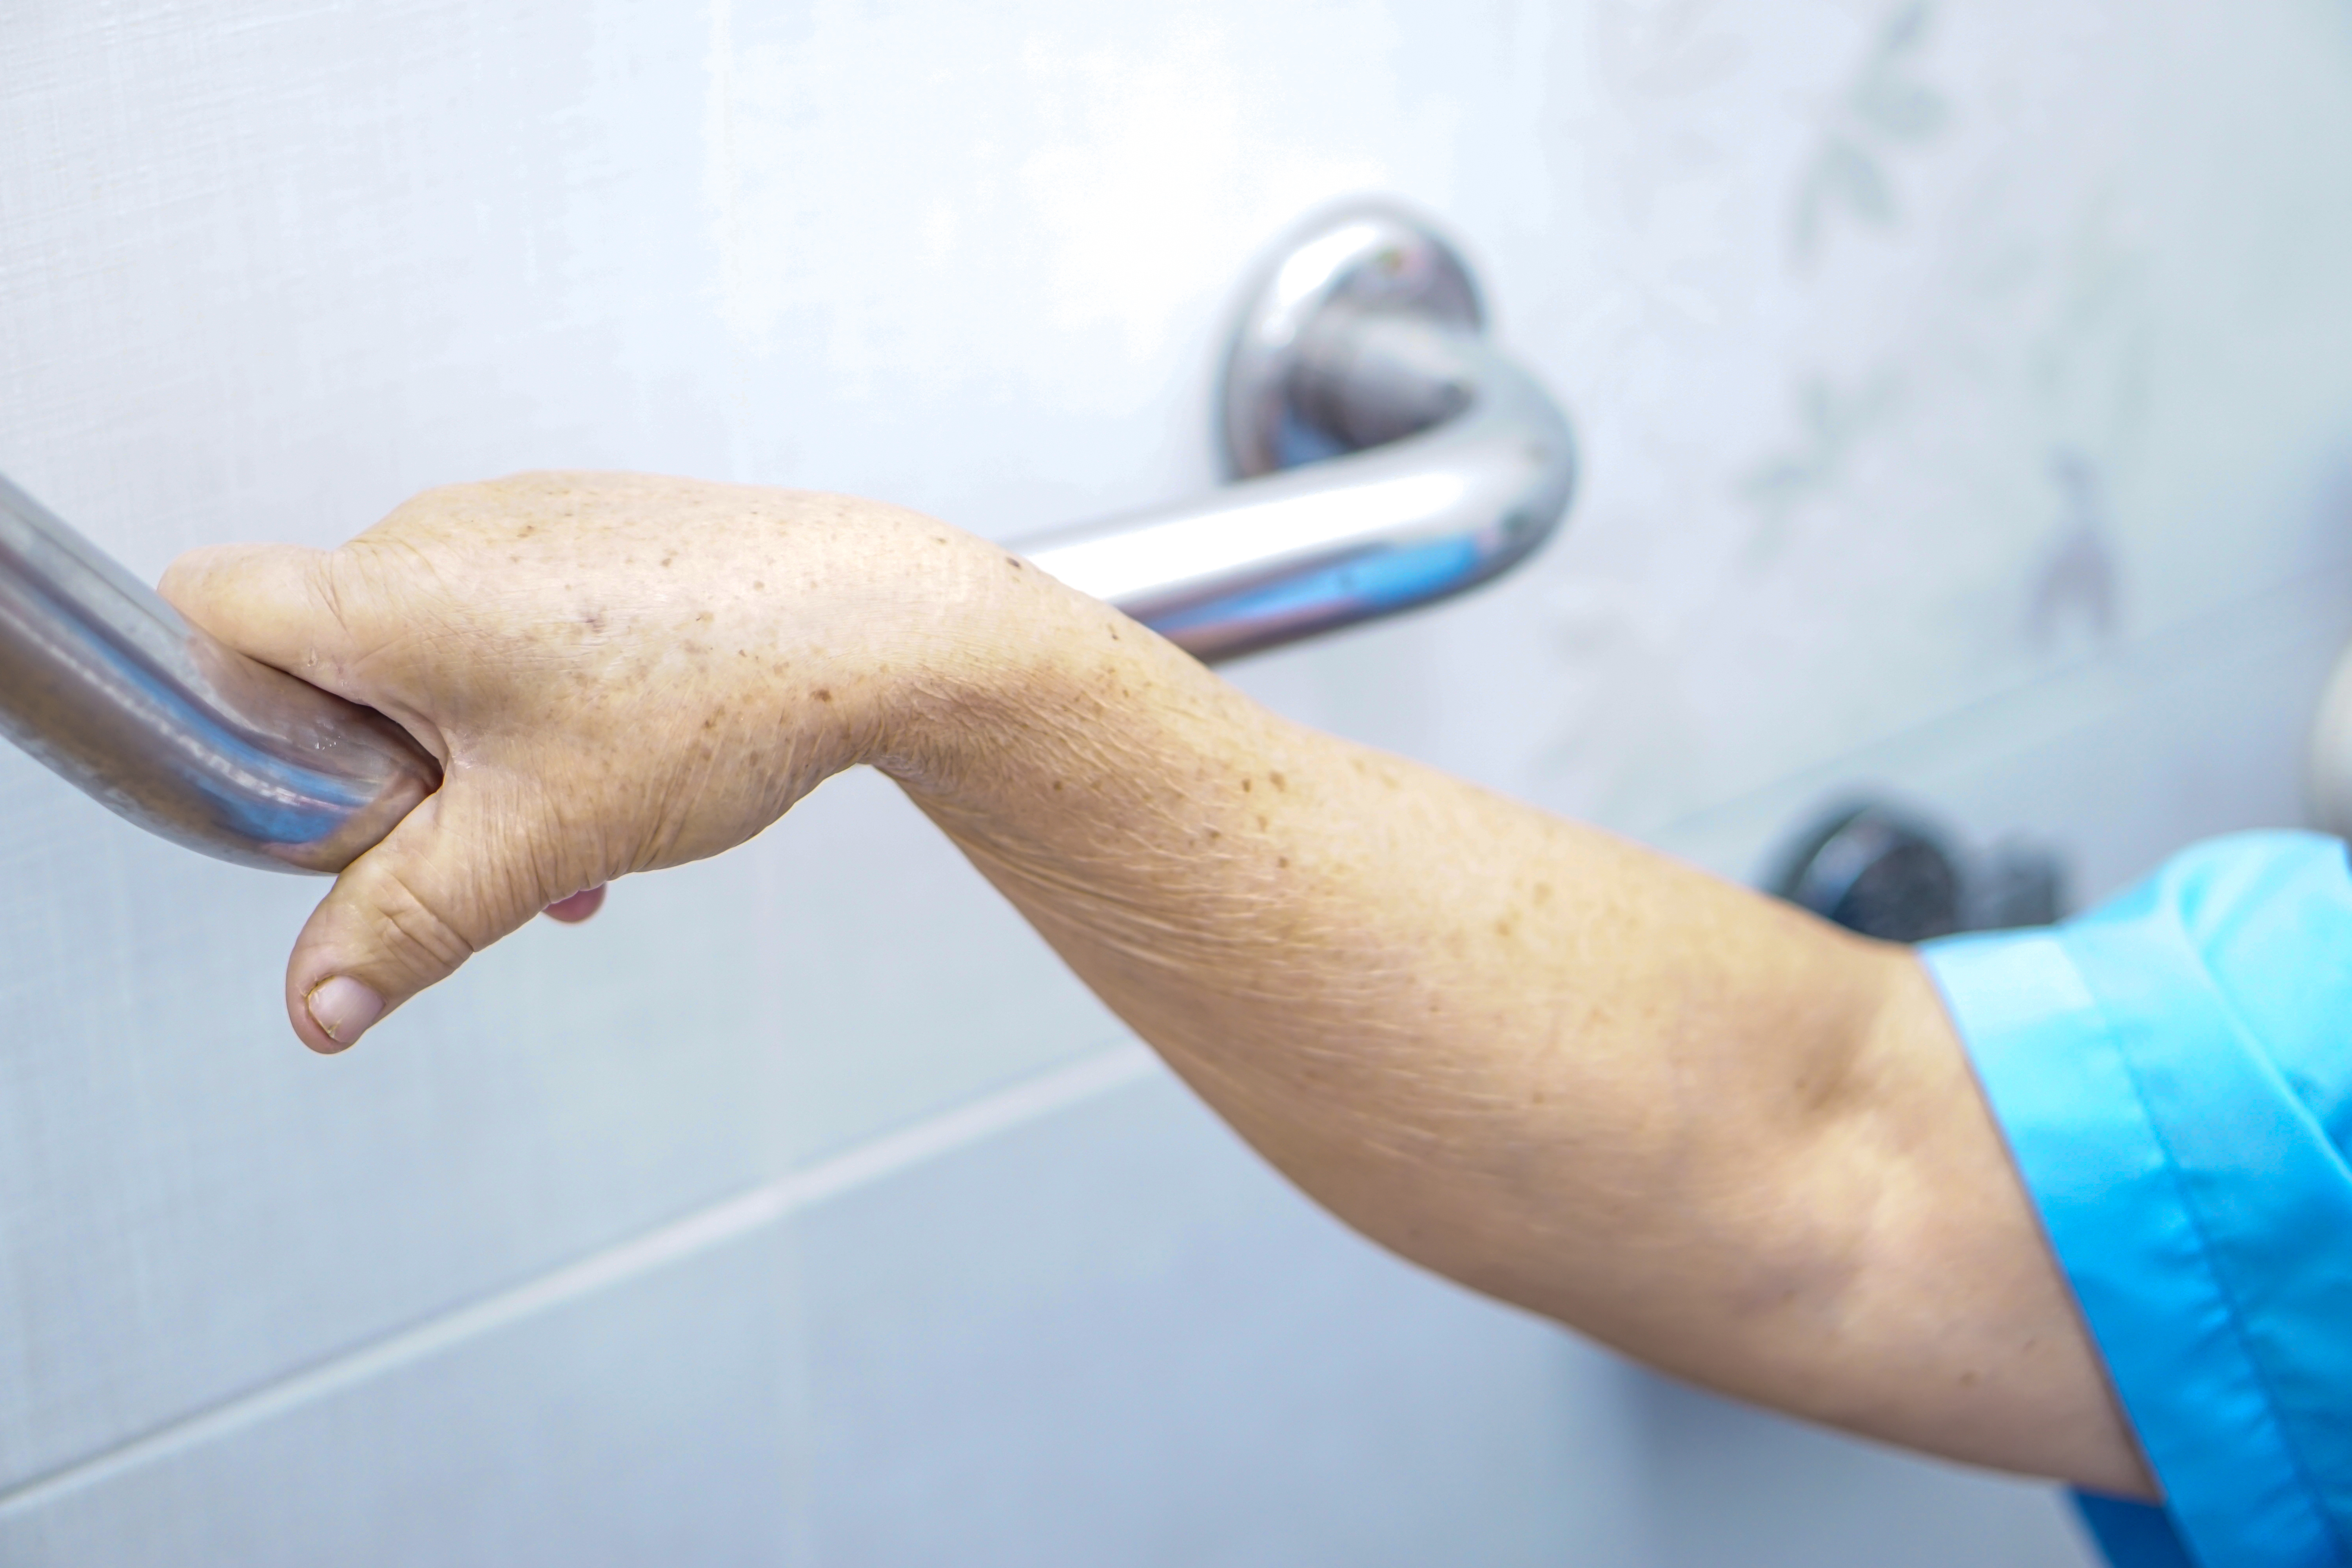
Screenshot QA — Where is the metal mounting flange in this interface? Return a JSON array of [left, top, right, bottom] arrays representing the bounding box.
[[1219, 202, 1485, 480]]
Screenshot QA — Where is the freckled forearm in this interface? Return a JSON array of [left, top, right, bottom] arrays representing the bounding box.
[[872, 570, 2145, 1494], [887, 579, 1859, 1313]]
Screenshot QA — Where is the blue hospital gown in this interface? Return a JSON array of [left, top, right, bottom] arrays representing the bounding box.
[[1922, 832, 2352, 1568]]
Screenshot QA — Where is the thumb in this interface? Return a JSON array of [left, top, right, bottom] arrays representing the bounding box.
[[287, 780, 569, 1053]]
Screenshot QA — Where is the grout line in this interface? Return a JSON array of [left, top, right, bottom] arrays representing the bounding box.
[[0, 1040, 1162, 1520]]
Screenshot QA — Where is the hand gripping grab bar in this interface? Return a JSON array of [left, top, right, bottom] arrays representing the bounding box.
[[0, 471, 443, 873], [0, 201, 1575, 873]]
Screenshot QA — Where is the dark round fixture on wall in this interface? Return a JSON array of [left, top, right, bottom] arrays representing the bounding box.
[[1770, 803, 1966, 943], [1768, 799, 2068, 943]]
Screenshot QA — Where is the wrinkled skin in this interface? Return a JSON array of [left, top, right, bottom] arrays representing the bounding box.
[[162, 470, 2152, 1499]]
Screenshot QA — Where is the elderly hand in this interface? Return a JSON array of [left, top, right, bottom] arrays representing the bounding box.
[[160, 471, 1066, 1051]]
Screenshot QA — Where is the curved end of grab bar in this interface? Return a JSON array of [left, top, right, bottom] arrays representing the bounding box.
[[1020, 200, 1578, 663], [0, 474, 440, 874]]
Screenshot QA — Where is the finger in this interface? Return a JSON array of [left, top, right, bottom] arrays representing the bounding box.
[[285, 782, 575, 1053], [542, 885, 607, 924], [159, 543, 373, 701]]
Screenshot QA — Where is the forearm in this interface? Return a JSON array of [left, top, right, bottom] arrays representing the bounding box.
[[892, 592, 1839, 1301], [886, 568, 2146, 1492]]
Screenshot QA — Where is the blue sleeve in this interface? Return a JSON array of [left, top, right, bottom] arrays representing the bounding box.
[[1921, 832, 2352, 1568]]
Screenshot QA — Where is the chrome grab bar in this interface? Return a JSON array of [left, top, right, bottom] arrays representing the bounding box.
[[1025, 202, 1575, 660], [0, 471, 442, 873], [0, 201, 1574, 873]]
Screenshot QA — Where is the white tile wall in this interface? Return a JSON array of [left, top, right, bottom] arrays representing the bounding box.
[[0, 803, 789, 1488], [1625, 1373, 2096, 1568], [795, 1067, 1621, 1568], [792, 1067, 2092, 1568], [2, 0, 2346, 1560], [0, 1214, 804, 1568], [0, 1057, 2101, 1568]]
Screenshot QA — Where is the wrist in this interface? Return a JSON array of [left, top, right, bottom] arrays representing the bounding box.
[[862, 528, 1168, 805]]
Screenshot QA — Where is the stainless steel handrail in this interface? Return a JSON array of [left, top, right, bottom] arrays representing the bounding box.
[[1027, 201, 1575, 661], [0, 472, 441, 873], [1027, 314, 1571, 661], [0, 201, 1574, 873]]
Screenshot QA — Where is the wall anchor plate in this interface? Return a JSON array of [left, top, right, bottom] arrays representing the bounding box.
[[1219, 201, 1485, 480]]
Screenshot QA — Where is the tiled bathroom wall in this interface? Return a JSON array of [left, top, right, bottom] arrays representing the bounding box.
[[3, 1, 2348, 1562]]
